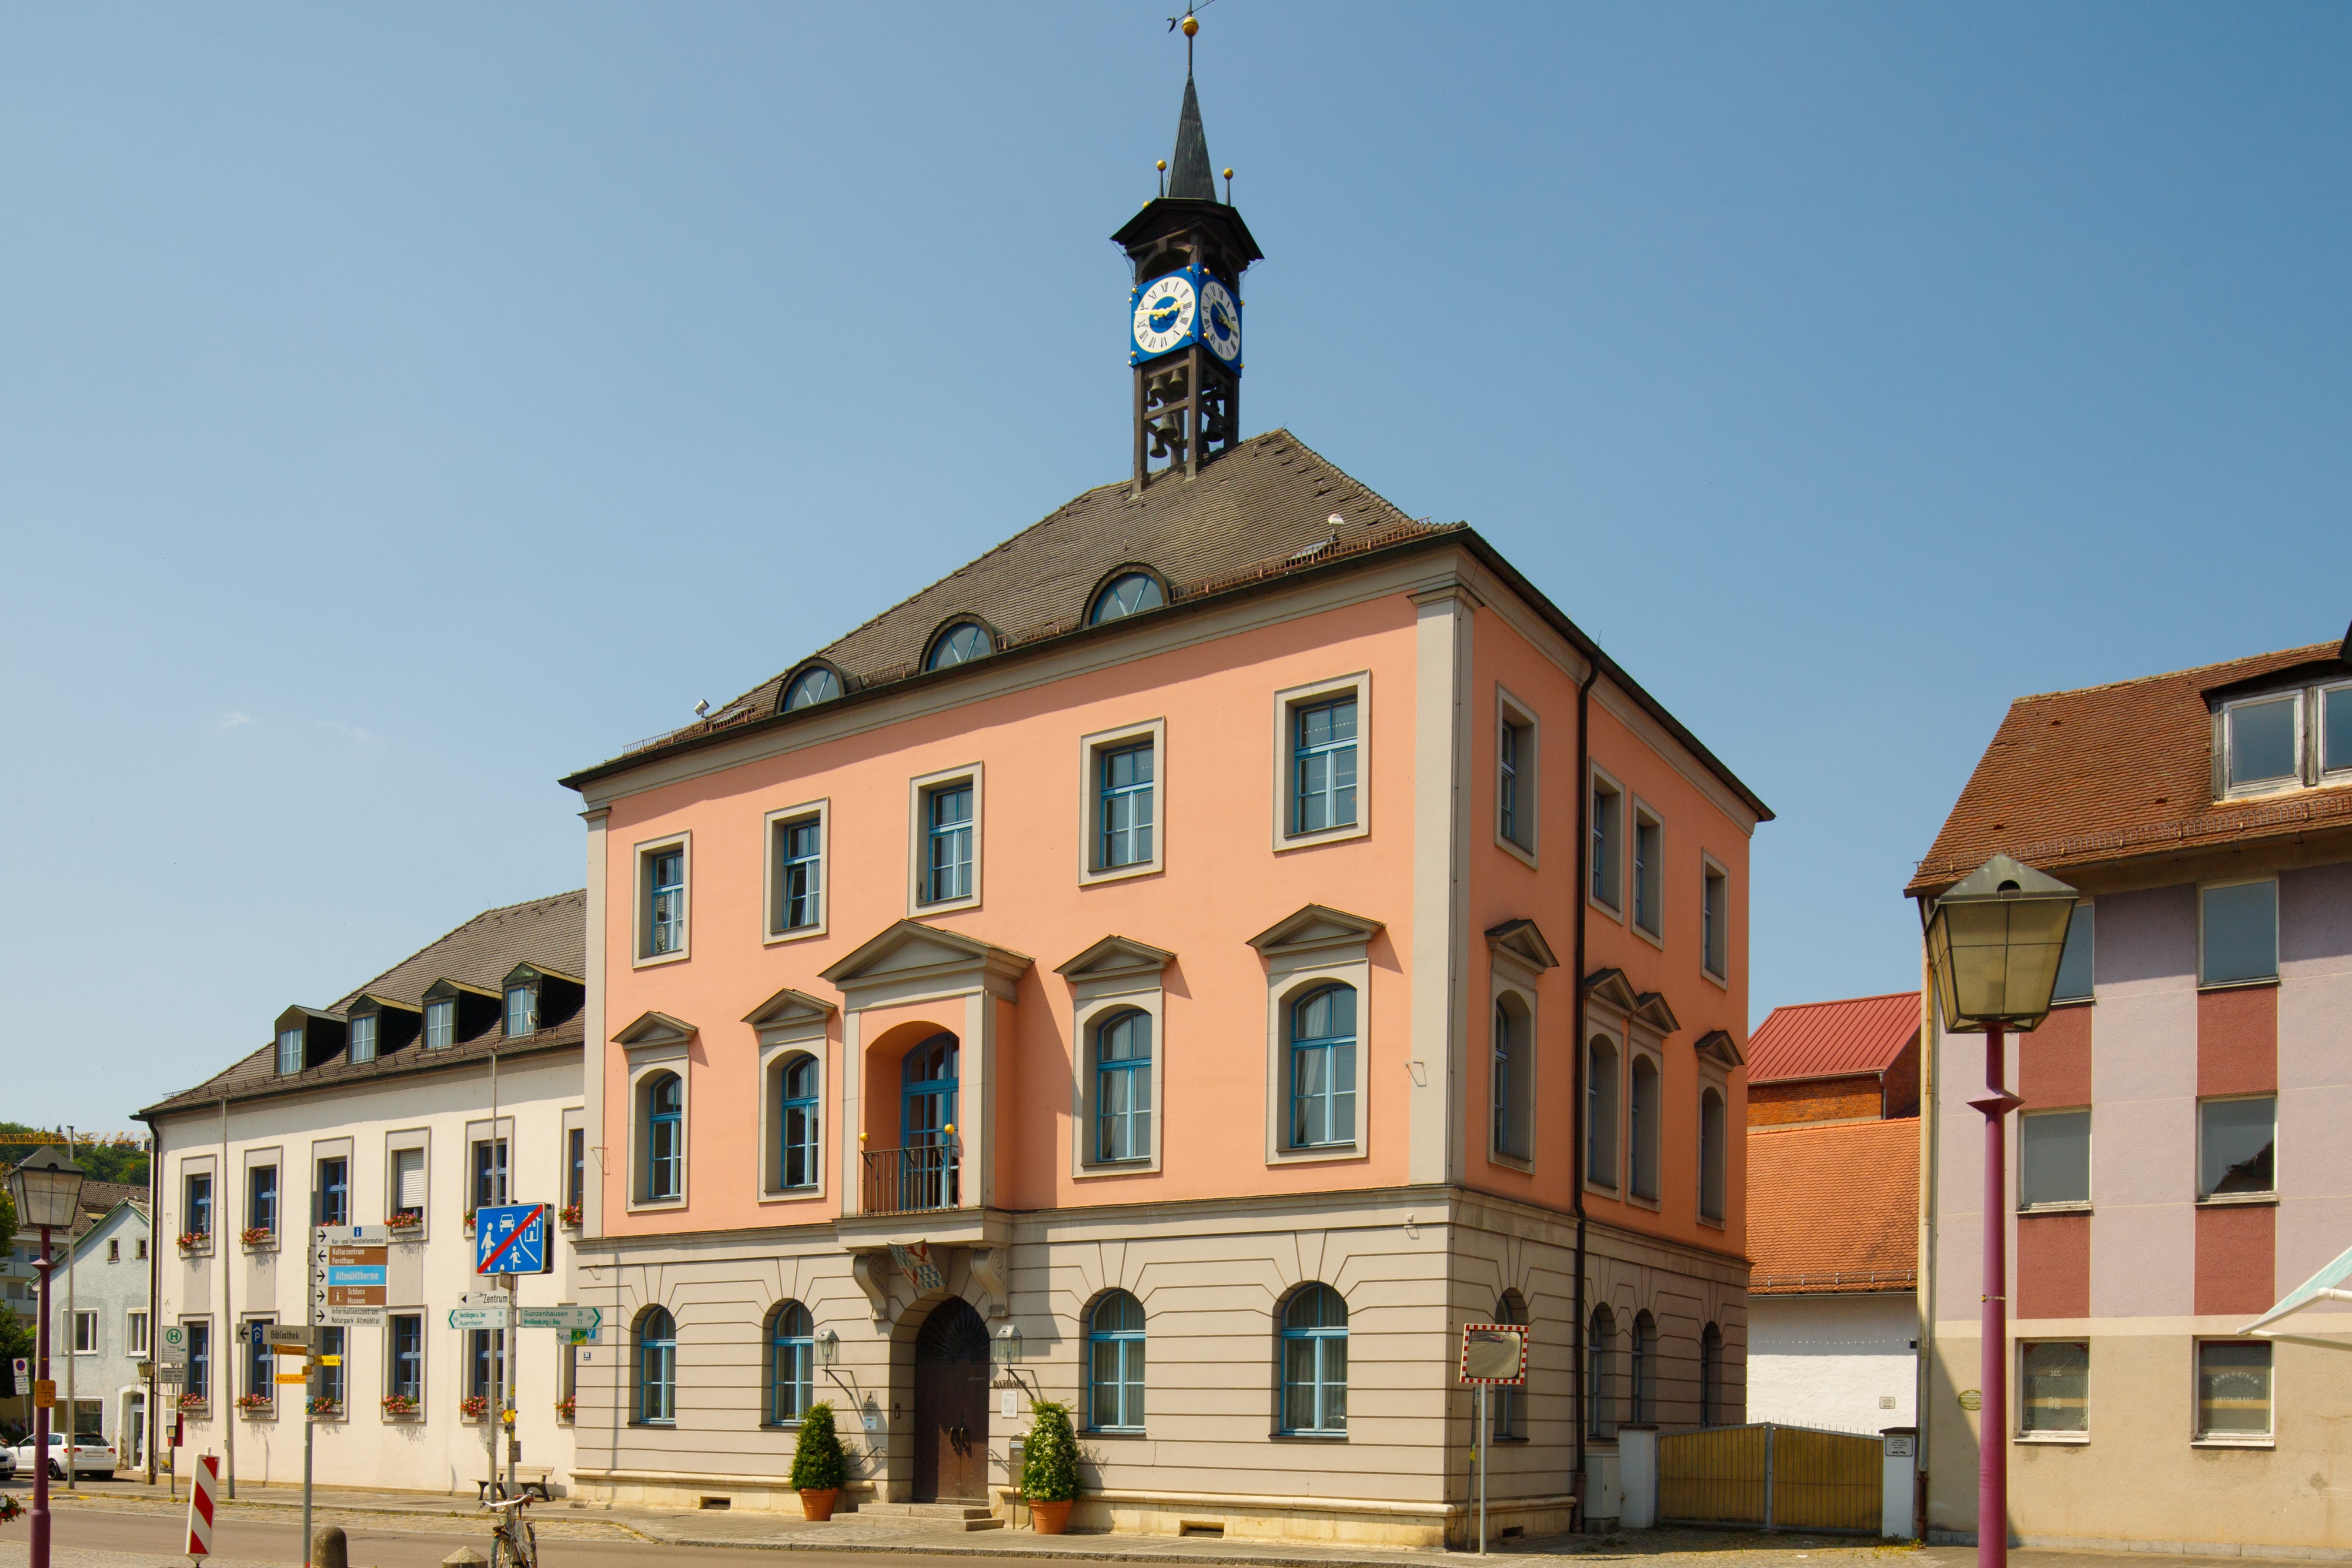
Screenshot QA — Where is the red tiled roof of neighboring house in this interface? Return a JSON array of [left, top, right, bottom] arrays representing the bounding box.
[[1746, 992, 1920, 1084], [1907, 638, 2352, 895], [1748, 1118, 1919, 1293]]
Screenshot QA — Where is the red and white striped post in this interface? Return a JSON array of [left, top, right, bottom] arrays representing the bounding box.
[[185, 1452, 219, 1562]]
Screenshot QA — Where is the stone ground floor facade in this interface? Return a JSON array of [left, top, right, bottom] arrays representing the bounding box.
[[568, 1186, 1748, 1547], [1926, 1322, 2352, 1556]]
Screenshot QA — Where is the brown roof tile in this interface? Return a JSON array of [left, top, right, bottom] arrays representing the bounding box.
[[1907, 640, 2352, 895], [1747, 1118, 1919, 1292], [1747, 992, 1920, 1084]]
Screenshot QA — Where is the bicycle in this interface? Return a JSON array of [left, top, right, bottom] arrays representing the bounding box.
[[485, 1492, 538, 1568]]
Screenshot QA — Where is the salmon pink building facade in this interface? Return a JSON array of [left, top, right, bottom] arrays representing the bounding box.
[[556, 75, 1769, 1546]]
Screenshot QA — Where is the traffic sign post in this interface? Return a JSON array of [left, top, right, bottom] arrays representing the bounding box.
[[473, 1205, 550, 1276], [1458, 1324, 1529, 1556]]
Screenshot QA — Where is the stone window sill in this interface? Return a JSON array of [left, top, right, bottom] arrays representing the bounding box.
[[2196, 1193, 2278, 1208], [2013, 1432, 2089, 1445], [2191, 1436, 2274, 1449]]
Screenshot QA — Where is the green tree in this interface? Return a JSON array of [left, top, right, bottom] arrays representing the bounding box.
[[1021, 1400, 1079, 1502], [0, 1189, 16, 1254], [789, 1401, 847, 1490]]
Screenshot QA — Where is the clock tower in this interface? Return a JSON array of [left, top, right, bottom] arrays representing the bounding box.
[[1113, 49, 1262, 490]]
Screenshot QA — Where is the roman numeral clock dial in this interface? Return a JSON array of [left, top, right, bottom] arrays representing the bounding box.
[[1131, 272, 1198, 358]]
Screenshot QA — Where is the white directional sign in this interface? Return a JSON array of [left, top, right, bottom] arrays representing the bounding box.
[[446, 1305, 600, 1332]]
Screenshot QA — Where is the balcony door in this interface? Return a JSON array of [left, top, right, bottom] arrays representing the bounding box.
[[901, 1034, 960, 1210], [911, 1296, 990, 1503]]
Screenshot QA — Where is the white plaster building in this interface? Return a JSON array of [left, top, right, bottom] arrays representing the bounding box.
[[140, 892, 587, 1496], [52, 1198, 155, 1470]]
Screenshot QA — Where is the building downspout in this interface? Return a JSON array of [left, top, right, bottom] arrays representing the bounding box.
[[1572, 659, 1599, 1518]]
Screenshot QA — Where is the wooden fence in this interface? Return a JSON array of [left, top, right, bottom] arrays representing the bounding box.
[[1656, 1422, 1882, 1533]]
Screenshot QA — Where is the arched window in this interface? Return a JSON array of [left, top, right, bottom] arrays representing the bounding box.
[[1289, 985, 1358, 1149], [1095, 1011, 1152, 1162], [1630, 1055, 1661, 1201], [1700, 1322, 1723, 1427], [1088, 1291, 1147, 1432], [1492, 1290, 1528, 1440], [1492, 996, 1531, 1161], [926, 621, 994, 670], [1090, 572, 1166, 624], [1586, 1305, 1615, 1439], [1699, 1087, 1728, 1221], [636, 1306, 677, 1425], [783, 666, 840, 711], [766, 1301, 814, 1425], [780, 1055, 820, 1191], [1281, 1284, 1348, 1435], [1631, 1310, 1656, 1425], [643, 1071, 683, 1201], [1587, 1036, 1621, 1189], [901, 1034, 960, 1210]]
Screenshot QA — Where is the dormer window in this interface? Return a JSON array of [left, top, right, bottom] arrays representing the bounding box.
[[349, 1014, 379, 1064], [2224, 693, 2300, 793], [276, 1027, 303, 1075], [926, 621, 993, 670], [2326, 682, 2352, 778], [505, 983, 538, 1038], [1090, 572, 1165, 624], [783, 666, 840, 711], [425, 998, 457, 1050]]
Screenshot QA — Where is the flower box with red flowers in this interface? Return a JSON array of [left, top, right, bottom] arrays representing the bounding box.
[[176, 1231, 211, 1253], [235, 1392, 275, 1416], [239, 1226, 277, 1251], [559, 1204, 582, 1229], [380, 1394, 420, 1418]]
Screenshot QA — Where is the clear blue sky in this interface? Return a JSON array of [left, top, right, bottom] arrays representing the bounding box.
[[5, 4, 2347, 1130]]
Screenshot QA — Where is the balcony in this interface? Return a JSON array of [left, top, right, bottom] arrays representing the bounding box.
[[860, 1145, 960, 1215]]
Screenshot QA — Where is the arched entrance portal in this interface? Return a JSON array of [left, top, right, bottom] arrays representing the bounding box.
[[911, 1296, 990, 1502]]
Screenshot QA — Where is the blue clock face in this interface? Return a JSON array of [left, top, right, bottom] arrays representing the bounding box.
[[1199, 278, 1241, 364], [1132, 272, 1198, 359]]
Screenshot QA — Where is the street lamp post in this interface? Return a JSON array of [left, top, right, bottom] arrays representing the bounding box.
[[10, 1148, 89, 1568], [1921, 854, 2078, 1568]]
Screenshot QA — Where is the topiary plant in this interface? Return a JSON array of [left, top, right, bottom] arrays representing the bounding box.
[[1021, 1399, 1079, 1503], [790, 1400, 847, 1491]]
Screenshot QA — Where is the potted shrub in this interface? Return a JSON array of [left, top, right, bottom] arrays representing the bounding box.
[[1021, 1399, 1078, 1534], [789, 1400, 847, 1522]]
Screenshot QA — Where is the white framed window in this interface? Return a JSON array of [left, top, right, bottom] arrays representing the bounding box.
[[182, 1167, 215, 1244], [2196, 1340, 2273, 1444], [504, 982, 537, 1038], [907, 764, 984, 912], [2020, 1109, 2091, 1210], [1250, 905, 1380, 1165], [423, 998, 457, 1050], [1589, 767, 1625, 916], [276, 1027, 304, 1075], [73, 1309, 98, 1353], [1058, 937, 1173, 1178], [2324, 681, 2352, 779], [348, 1013, 379, 1063], [2019, 1340, 2088, 1438], [127, 1310, 149, 1356], [387, 1138, 429, 1236], [2052, 901, 2096, 1002], [1631, 802, 1663, 942], [1586, 1031, 1622, 1192], [1700, 855, 1730, 984], [638, 1069, 686, 1204], [2222, 692, 2303, 795], [635, 833, 691, 964], [1495, 688, 1539, 863], [1271, 673, 1372, 851], [1079, 718, 1166, 884], [2200, 880, 2278, 988], [2199, 1095, 2276, 1201], [1490, 993, 1533, 1165], [748, 987, 834, 1203], [764, 800, 829, 941]]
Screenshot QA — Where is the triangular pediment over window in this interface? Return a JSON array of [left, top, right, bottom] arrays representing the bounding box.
[[1484, 918, 1560, 972], [1054, 935, 1175, 984], [1694, 1028, 1746, 1069], [612, 1010, 697, 1048], [1581, 967, 1643, 1017], [820, 919, 1032, 998], [1631, 991, 1681, 1036], [741, 986, 837, 1031], [1247, 904, 1385, 959], [503, 961, 583, 989]]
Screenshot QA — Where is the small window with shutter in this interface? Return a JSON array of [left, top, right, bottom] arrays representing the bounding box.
[[391, 1146, 426, 1228]]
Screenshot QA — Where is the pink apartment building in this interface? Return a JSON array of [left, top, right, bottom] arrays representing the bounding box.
[[556, 71, 1770, 1544]]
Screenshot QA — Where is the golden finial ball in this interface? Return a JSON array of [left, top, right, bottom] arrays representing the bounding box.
[[1156, 159, 1167, 171], [1182, 15, 1198, 36], [1223, 168, 1234, 179]]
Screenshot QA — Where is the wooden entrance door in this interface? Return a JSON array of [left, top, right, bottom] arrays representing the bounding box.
[[911, 1297, 990, 1502]]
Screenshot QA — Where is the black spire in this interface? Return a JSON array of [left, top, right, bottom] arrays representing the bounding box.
[[1168, 72, 1217, 201]]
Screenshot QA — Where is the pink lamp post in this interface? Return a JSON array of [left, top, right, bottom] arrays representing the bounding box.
[[10, 1146, 88, 1568], [1922, 854, 2078, 1568]]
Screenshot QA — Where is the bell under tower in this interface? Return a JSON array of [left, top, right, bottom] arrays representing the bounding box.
[[1112, 45, 1263, 490]]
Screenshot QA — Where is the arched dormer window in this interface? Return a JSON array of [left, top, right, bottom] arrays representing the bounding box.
[[926, 621, 994, 670], [783, 665, 841, 711], [1089, 571, 1166, 624]]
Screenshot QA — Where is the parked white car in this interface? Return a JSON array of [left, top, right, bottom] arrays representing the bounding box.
[[0, 1445, 15, 1482], [9, 1432, 113, 1480]]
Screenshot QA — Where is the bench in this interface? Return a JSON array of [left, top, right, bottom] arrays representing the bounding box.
[[477, 1470, 553, 1503]]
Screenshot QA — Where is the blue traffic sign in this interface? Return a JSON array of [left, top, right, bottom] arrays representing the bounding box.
[[473, 1203, 550, 1275]]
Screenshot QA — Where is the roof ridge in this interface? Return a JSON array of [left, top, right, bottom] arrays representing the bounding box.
[[328, 888, 584, 1014], [1749, 1116, 1920, 1139], [2010, 640, 2339, 706], [1762, 990, 1919, 1012]]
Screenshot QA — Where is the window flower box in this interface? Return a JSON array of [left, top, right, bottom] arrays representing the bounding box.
[[559, 1204, 582, 1229], [554, 1396, 576, 1422], [235, 1392, 275, 1416], [176, 1393, 210, 1412], [463, 1210, 479, 1234], [306, 1395, 342, 1418], [386, 1212, 423, 1234], [176, 1231, 211, 1254], [380, 1394, 420, 1418], [240, 1226, 278, 1251], [459, 1394, 491, 1422]]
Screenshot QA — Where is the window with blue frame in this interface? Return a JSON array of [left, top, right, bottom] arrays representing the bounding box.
[[1288, 985, 1358, 1149], [781, 1055, 820, 1190], [276, 1027, 304, 1075], [636, 1308, 677, 1423], [505, 984, 537, 1038], [471, 1138, 507, 1212], [469, 1328, 506, 1406], [1098, 743, 1155, 868], [1279, 1285, 1348, 1434], [315, 1157, 348, 1228], [1090, 572, 1165, 624], [647, 847, 687, 956], [901, 1034, 960, 1210], [645, 1073, 683, 1201], [1291, 697, 1358, 834], [767, 1301, 814, 1424], [389, 1313, 422, 1403], [1095, 1011, 1152, 1162], [776, 815, 823, 931], [248, 1165, 278, 1237], [245, 1318, 275, 1405], [927, 621, 993, 669], [1088, 1291, 1146, 1431], [925, 784, 974, 902], [186, 1320, 211, 1404], [318, 1326, 346, 1410], [783, 666, 839, 711], [185, 1172, 212, 1239]]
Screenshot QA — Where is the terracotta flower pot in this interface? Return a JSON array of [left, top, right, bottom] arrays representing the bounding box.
[[799, 1488, 839, 1522], [1031, 1499, 1073, 1535]]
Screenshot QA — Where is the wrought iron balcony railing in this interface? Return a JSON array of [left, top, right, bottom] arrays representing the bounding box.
[[860, 1144, 960, 1215]]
